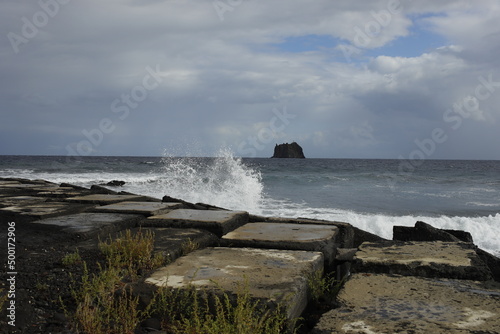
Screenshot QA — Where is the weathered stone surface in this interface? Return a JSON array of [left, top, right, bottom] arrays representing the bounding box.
[[0, 182, 59, 195], [271, 142, 305, 158], [260, 217, 354, 248], [144, 209, 249, 237], [145, 247, 323, 320], [65, 194, 148, 205], [79, 227, 218, 262], [354, 241, 492, 281], [0, 202, 90, 223], [0, 195, 46, 208], [311, 273, 500, 334], [28, 212, 143, 239], [222, 222, 338, 267], [36, 187, 89, 198], [93, 201, 182, 216], [353, 226, 388, 248]]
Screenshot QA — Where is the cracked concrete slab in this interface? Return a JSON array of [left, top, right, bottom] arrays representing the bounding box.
[[65, 194, 147, 205], [354, 241, 492, 280], [93, 201, 182, 216], [222, 222, 339, 267], [0, 202, 90, 223], [144, 209, 248, 236], [28, 212, 143, 239], [145, 247, 323, 320]]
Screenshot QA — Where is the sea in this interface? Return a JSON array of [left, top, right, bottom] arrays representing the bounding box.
[[1, 151, 499, 256]]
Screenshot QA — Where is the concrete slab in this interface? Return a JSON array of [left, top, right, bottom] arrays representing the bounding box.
[[311, 273, 500, 334], [29, 212, 143, 239], [222, 223, 339, 267], [0, 202, 90, 223], [354, 241, 491, 280], [260, 217, 354, 248], [0, 180, 21, 186], [145, 247, 323, 320], [36, 187, 90, 198], [0, 196, 46, 208], [144, 209, 249, 237], [65, 194, 147, 205], [79, 227, 218, 262], [93, 201, 182, 216], [0, 183, 58, 196]]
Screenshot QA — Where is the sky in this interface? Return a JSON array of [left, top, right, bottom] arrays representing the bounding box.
[[1, 0, 500, 159]]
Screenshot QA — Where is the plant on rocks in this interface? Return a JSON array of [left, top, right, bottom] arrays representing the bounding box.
[[98, 229, 165, 279], [149, 280, 290, 334]]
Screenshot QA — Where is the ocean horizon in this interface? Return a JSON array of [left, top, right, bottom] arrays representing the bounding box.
[[1, 152, 499, 256]]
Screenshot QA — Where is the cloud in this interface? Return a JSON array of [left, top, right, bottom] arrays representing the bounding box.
[[1, 0, 499, 159]]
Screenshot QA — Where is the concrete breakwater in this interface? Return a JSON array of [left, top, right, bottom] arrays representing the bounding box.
[[0, 177, 499, 333]]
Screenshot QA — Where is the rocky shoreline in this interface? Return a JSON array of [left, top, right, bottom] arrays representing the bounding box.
[[0, 177, 499, 333]]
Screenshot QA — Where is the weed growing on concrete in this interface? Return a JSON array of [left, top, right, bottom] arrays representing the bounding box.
[[99, 229, 165, 278], [307, 270, 342, 302], [64, 229, 163, 333], [181, 238, 200, 255], [150, 281, 289, 334], [63, 229, 291, 333]]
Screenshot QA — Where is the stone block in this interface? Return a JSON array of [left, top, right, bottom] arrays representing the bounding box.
[[144, 209, 248, 237], [78, 227, 218, 262], [145, 247, 323, 320], [261, 217, 354, 248], [0, 202, 90, 223], [93, 201, 182, 216], [0, 196, 46, 208], [28, 212, 143, 239], [222, 222, 339, 268], [311, 273, 500, 334], [65, 194, 148, 205], [354, 241, 492, 281]]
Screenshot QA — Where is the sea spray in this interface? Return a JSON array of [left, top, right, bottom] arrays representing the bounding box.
[[156, 149, 264, 212]]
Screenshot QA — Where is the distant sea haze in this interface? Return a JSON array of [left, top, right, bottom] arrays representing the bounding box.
[[1, 153, 499, 256]]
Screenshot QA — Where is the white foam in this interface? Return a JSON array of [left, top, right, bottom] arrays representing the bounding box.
[[141, 148, 264, 213], [258, 199, 500, 257]]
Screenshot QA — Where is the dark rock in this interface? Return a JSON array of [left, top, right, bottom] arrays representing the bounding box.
[[271, 142, 305, 158], [105, 180, 126, 187], [90, 184, 118, 194], [353, 226, 388, 248], [475, 247, 500, 282], [443, 229, 474, 243], [393, 221, 461, 242], [162, 194, 200, 209]]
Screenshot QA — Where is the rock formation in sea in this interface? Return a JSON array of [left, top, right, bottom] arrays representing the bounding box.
[[271, 142, 305, 158]]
